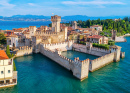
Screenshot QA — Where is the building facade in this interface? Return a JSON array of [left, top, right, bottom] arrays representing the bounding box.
[[0, 50, 17, 88], [90, 25, 102, 32], [87, 35, 108, 44]]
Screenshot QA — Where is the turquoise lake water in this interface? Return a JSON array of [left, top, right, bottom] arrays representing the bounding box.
[[0, 37, 130, 93], [0, 21, 51, 30]]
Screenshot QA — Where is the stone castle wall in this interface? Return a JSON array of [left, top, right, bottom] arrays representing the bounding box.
[[16, 46, 33, 57], [73, 43, 110, 56], [35, 31, 66, 44], [40, 44, 90, 80], [120, 52, 125, 58], [35, 32, 58, 36], [42, 40, 74, 51], [89, 52, 115, 72]]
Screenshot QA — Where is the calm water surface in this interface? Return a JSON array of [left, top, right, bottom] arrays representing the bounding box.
[[0, 37, 130, 93], [0, 21, 51, 30]]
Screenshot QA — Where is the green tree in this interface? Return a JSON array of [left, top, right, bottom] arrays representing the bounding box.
[[6, 45, 14, 58], [0, 33, 6, 45], [6, 45, 16, 71], [108, 40, 115, 45], [13, 61, 16, 71]]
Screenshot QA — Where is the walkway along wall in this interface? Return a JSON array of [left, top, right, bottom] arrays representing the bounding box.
[[40, 44, 90, 81], [16, 46, 33, 57]]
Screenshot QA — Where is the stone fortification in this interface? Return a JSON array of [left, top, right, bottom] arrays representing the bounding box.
[[89, 52, 115, 72], [120, 52, 125, 58], [40, 44, 90, 81], [42, 40, 74, 51], [16, 46, 33, 57], [35, 31, 58, 36], [73, 43, 110, 56]]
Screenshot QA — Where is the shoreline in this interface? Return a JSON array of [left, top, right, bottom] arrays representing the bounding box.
[[115, 34, 130, 42]]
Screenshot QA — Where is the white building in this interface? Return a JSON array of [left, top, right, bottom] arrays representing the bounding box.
[[87, 35, 108, 44], [6, 35, 19, 47], [90, 25, 102, 32], [0, 50, 17, 88]]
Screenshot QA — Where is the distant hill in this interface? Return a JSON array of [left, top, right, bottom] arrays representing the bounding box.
[[62, 15, 125, 21], [0, 15, 127, 21], [11, 15, 50, 19]]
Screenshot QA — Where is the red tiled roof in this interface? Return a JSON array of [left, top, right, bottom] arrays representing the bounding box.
[[0, 50, 9, 60], [88, 35, 103, 39], [17, 28, 23, 30]]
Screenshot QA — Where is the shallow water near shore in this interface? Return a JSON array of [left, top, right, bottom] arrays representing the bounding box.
[[0, 37, 130, 93]]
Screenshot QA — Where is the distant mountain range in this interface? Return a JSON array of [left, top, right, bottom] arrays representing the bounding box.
[[0, 15, 127, 22]]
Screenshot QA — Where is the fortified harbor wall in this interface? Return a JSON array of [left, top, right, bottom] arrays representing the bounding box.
[[16, 46, 33, 57], [14, 41, 124, 81], [89, 52, 115, 72], [40, 44, 90, 81], [73, 43, 110, 56], [41, 40, 74, 51]]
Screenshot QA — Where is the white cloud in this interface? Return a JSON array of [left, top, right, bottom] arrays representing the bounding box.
[[28, 3, 36, 6], [62, 0, 126, 5], [0, 0, 15, 9]]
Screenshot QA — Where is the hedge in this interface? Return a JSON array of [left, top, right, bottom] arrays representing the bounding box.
[[93, 43, 109, 50]]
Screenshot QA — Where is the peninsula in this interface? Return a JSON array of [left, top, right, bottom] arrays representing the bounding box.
[[0, 15, 125, 88]]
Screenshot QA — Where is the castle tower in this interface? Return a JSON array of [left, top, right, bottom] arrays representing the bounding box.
[[29, 26, 36, 38], [72, 21, 77, 30], [73, 58, 90, 81], [112, 30, 117, 41], [64, 27, 68, 41], [51, 15, 61, 32]]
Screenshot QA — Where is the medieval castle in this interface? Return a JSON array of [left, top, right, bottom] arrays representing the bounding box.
[[4, 15, 125, 81]]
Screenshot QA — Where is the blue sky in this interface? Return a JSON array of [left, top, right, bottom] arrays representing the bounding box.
[[0, 0, 130, 17]]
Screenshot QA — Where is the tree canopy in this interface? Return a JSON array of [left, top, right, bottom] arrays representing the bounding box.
[[0, 33, 6, 45], [6, 45, 16, 71], [77, 17, 130, 36]]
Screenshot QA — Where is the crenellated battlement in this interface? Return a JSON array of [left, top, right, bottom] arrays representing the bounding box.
[[41, 40, 74, 51], [58, 54, 74, 63], [16, 46, 33, 57], [74, 57, 89, 63], [19, 46, 33, 50], [89, 52, 115, 72], [91, 47, 110, 53], [43, 47, 55, 53], [35, 31, 58, 36], [43, 47, 74, 64], [90, 52, 115, 64]]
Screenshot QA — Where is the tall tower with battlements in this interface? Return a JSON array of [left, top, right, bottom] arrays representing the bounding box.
[[72, 21, 77, 30], [29, 26, 36, 38], [51, 15, 61, 33], [112, 30, 117, 41]]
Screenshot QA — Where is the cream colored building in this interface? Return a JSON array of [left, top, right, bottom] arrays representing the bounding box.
[[0, 50, 17, 88], [6, 35, 19, 47], [90, 25, 102, 32], [87, 35, 108, 44]]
